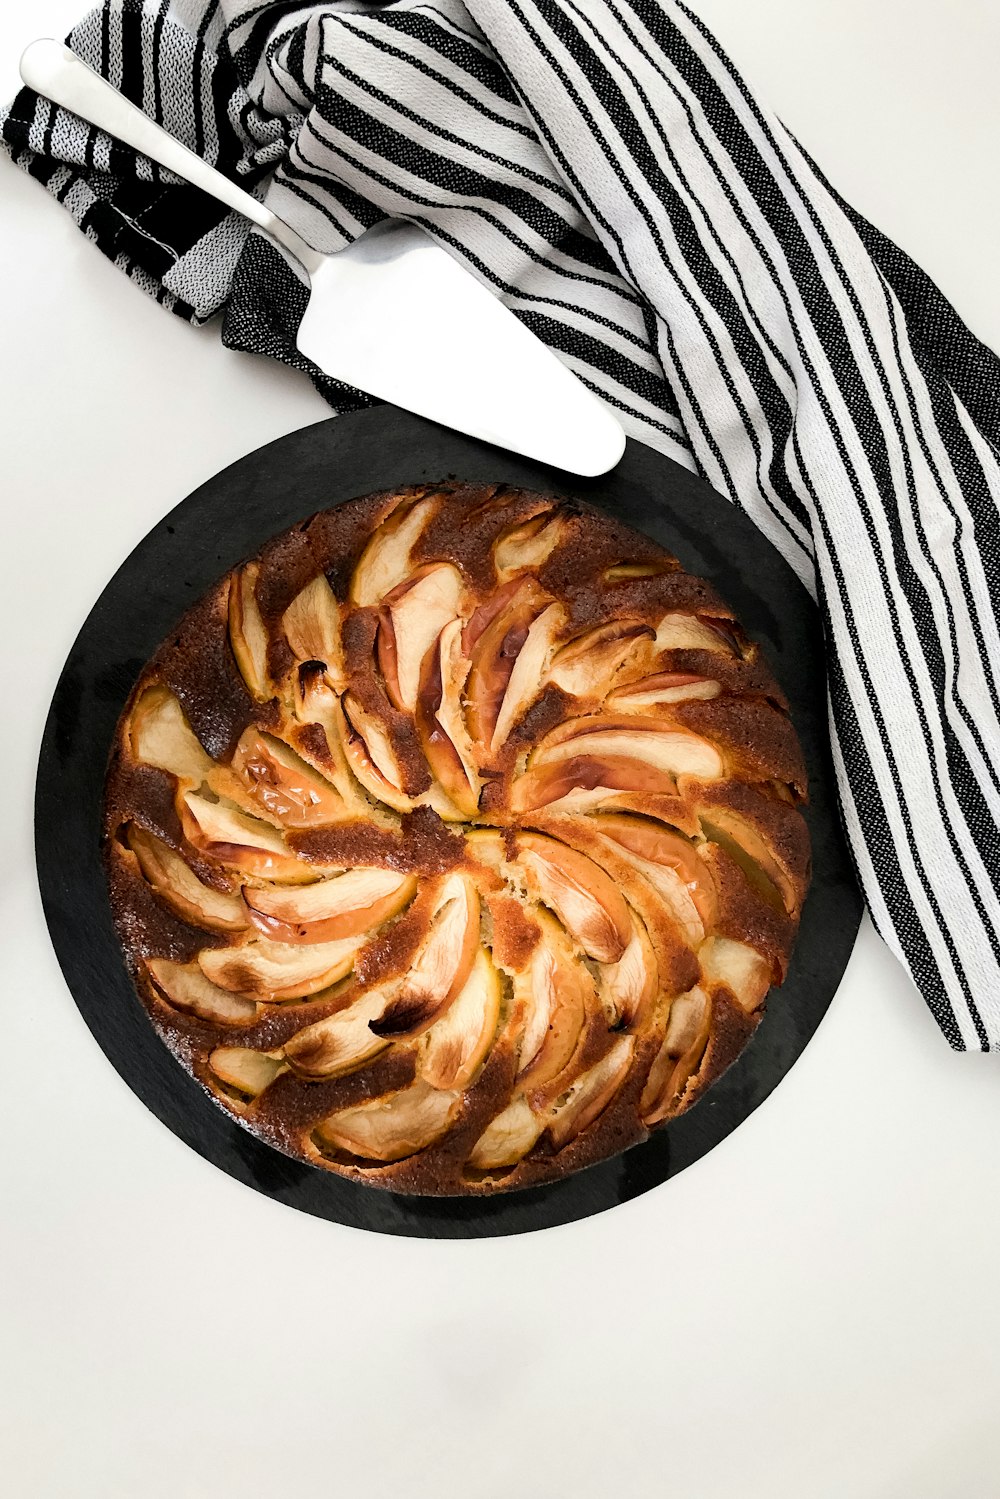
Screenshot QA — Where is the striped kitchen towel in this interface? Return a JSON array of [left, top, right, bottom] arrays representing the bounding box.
[[4, 1, 999, 1049]]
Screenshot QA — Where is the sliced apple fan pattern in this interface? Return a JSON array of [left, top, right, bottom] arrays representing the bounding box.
[[104, 485, 810, 1193]]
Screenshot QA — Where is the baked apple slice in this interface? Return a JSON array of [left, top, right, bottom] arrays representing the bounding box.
[[607, 673, 722, 709], [531, 717, 725, 781], [468, 1096, 543, 1170], [592, 814, 716, 947], [129, 686, 214, 785], [377, 563, 464, 712], [515, 832, 631, 963], [180, 790, 310, 882], [314, 1079, 461, 1163], [283, 989, 390, 1079], [228, 562, 272, 701], [208, 1047, 286, 1097], [493, 509, 567, 579], [700, 809, 801, 915], [350, 495, 438, 606], [514, 913, 590, 1087], [546, 1034, 634, 1150], [127, 825, 247, 932], [146, 958, 257, 1023], [282, 574, 345, 688], [198, 933, 359, 1000], [465, 576, 550, 748], [415, 618, 482, 817], [230, 728, 347, 828], [546, 620, 654, 700], [597, 918, 658, 1028], [419, 946, 502, 1090], [698, 936, 771, 1011], [370, 873, 480, 1038], [640, 985, 712, 1125], [243, 867, 417, 944], [339, 692, 413, 809], [489, 601, 566, 754], [654, 612, 737, 654], [511, 756, 687, 812]]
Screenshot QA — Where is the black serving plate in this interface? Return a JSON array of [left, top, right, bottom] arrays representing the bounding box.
[[35, 406, 862, 1238]]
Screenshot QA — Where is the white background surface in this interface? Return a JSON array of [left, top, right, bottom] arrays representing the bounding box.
[[2, 3, 999, 1496]]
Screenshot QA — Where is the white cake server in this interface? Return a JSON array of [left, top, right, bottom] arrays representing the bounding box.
[[20, 38, 626, 477]]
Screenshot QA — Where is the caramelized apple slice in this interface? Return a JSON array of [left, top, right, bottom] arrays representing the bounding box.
[[593, 814, 716, 946], [597, 919, 658, 1027], [350, 495, 438, 606], [604, 561, 671, 581], [244, 868, 417, 944], [608, 673, 721, 709], [284, 989, 390, 1079], [198, 934, 358, 1000], [494, 509, 567, 578], [419, 946, 501, 1090], [546, 621, 654, 699], [641, 985, 712, 1125], [146, 958, 256, 1024], [129, 686, 214, 784], [515, 914, 589, 1086], [468, 1097, 543, 1170], [231, 728, 346, 829], [338, 691, 413, 808], [377, 563, 464, 712], [415, 619, 481, 817], [282, 574, 344, 687], [546, 1035, 634, 1149], [127, 825, 247, 932], [490, 601, 566, 753], [532, 720, 724, 781], [180, 791, 310, 882], [654, 612, 736, 653], [228, 562, 272, 700], [516, 832, 631, 963], [465, 577, 549, 748], [314, 1079, 461, 1163], [370, 873, 480, 1038], [511, 756, 685, 812], [699, 936, 770, 1011], [209, 1047, 285, 1097], [292, 666, 369, 810]]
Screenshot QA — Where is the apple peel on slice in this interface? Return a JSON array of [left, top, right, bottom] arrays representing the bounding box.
[[489, 601, 566, 754], [514, 915, 590, 1088], [243, 867, 417, 944], [597, 919, 658, 1028], [415, 618, 482, 817], [608, 673, 722, 710], [127, 825, 247, 932], [146, 958, 257, 1024], [654, 612, 737, 654], [493, 510, 567, 579], [314, 1078, 461, 1163], [532, 721, 724, 782], [592, 814, 716, 947], [198, 934, 359, 1000]]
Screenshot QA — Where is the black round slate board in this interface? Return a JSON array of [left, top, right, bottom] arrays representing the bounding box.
[[36, 406, 862, 1238]]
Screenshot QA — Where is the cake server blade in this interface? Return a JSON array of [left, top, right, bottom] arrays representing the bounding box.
[[20, 39, 626, 478]]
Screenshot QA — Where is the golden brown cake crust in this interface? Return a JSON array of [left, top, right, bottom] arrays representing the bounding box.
[[103, 482, 811, 1195]]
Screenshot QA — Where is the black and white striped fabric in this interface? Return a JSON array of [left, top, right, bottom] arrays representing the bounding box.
[[5, 0, 999, 1049]]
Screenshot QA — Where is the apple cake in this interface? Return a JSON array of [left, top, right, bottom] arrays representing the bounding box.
[[103, 482, 810, 1194]]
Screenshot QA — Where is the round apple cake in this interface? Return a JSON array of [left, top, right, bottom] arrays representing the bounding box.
[[103, 482, 810, 1194]]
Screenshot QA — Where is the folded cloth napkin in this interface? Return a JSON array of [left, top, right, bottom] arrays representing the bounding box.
[[5, 0, 999, 1049]]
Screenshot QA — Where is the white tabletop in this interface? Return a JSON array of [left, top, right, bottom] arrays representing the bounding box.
[[2, 4, 998, 1496]]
